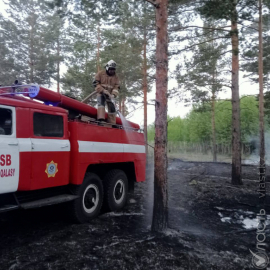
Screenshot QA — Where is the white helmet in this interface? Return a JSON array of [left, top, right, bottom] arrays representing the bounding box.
[[106, 60, 116, 71]]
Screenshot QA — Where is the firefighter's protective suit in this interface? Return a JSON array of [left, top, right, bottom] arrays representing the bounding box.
[[94, 60, 120, 124]]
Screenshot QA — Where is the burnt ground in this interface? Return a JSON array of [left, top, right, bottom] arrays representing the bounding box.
[[0, 159, 269, 270]]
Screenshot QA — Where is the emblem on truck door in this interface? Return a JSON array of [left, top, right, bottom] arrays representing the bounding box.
[[45, 161, 58, 178]]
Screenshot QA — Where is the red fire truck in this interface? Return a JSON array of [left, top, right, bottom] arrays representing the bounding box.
[[0, 84, 146, 223]]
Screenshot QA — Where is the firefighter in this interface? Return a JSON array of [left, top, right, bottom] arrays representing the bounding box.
[[93, 60, 120, 124]]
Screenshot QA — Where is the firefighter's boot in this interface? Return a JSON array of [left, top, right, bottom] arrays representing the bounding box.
[[97, 106, 106, 123], [107, 112, 117, 127]]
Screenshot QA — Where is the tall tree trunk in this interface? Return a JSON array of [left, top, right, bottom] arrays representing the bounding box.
[[211, 84, 217, 162], [143, 27, 148, 156], [151, 0, 168, 232], [211, 32, 217, 162], [122, 97, 125, 117], [57, 37, 60, 93], [29, 14, 34, 83], [97, 26, 101, 72], [258, 0, 266, 203], [231, 2, 242, 185]]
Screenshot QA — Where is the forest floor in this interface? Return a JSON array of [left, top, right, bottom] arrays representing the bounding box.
[[0, 159, 269, 270]]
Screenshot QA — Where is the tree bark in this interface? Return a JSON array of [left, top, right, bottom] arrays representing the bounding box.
[[97, 26, 101, 72], [211, 85, 217, 162], [231, 2, 242, 185], [143, 27, 148, 156], [211, 32, 217, 162], [151, 0, 168, 232], [29, 12, 34, 83], [122, 97, 126, 117], [258, 0, 265, 203]]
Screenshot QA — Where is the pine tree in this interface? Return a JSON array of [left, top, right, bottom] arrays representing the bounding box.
[[242, 6, 270, 85], [129, 2, 155, 154], [2, 0, 58, 85], [198, 0, 258, 185], [45, 9, 68, 92], [0, 14, 17, 85], [176, 22, 230, 162]]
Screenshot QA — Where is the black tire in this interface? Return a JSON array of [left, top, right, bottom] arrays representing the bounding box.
[[104, 169, 128, 211], [69, 172, 103, 223]]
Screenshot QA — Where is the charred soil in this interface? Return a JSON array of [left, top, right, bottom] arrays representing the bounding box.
[[0, 159, 269, 270]]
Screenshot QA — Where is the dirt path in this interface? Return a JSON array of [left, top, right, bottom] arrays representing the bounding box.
[[0, 159, 269, 269]]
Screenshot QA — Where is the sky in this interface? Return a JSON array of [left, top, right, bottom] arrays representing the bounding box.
[[0, 1, 5, 15], [0, 0, 261, 128]]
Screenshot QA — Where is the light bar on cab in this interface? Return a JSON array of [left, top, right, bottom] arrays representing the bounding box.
[[0, 84, 40, 98]]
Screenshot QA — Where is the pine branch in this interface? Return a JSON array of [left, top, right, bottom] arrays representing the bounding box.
[[171, 36, 229, 54], [189, 83, 231, 89], [169, 8, 198, 16], [217, 50, 232, 58], [218, 69, 233, 73], [238, 22, 258, 32], [171, 28, 228, 44], [144, 0, 159, 8], [170, 25, 231, 32]]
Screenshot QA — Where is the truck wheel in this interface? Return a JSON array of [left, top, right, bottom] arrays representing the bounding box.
[[104, 170, 128, 211], [69, 172, 103, 223]]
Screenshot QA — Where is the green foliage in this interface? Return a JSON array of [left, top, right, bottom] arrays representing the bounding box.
[[240, 96, 259, 142], [264, 92, 270, 125], [0, 14, 17, 85], [1, 0, 58, 85], [215, 100, 232, 143], [61, 12, 97, 98], [148, 96, 260, 144], [186, 108, 212, 142], [168, 117, 189, 141], [198, 0, 257, 22], [175, 21, 230, 105], [242, 12, 270, 87], [198, 0, 235, 21], [0, 0, 68, 86]]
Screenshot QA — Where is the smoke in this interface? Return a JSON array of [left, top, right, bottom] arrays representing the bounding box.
[[143, 156, 154, 230], [243, 132, 270, 165]]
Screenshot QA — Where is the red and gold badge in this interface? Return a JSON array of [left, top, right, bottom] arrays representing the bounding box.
[[45, 161, 58, 178]]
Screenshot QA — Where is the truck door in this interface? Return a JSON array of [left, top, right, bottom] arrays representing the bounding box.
[[0, 105, 19, 194], [30, 110, 70, 190]]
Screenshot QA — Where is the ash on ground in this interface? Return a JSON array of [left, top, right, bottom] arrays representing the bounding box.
[[0, 159, 269, 270]]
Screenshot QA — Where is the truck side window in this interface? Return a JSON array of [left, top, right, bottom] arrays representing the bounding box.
[[0, 108, 12, 135], [33, 112, 63, 137]]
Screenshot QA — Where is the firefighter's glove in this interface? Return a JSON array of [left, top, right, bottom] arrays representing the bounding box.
[[112, 89, 119, 98], [103, 90, 111, 99]]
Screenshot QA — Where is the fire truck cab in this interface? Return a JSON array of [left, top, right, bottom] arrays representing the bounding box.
[[0, 85, 146, 223]]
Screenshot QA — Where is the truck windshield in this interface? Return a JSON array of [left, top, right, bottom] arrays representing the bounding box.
[[0, 108, 12, 135]]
